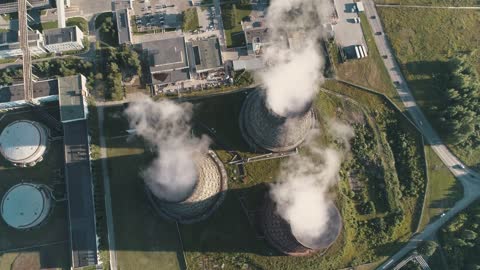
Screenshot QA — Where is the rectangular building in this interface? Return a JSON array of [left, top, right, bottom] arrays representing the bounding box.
[[43, 26, 84, 54], [58, 75, 98, 268], [186, 36, 223, 74], [142, 36, 190, 87], [0, 79, 58, 109], [0, 30, 47, 59]]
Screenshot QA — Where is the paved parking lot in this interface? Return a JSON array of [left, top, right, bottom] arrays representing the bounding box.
[[333, 0, 366, 48]]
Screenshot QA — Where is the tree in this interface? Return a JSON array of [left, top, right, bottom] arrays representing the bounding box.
[[418, 240, 438, 257]]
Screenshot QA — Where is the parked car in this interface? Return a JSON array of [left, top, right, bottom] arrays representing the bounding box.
[[375, 32, 382, 35], [370, 15, 376, 19]]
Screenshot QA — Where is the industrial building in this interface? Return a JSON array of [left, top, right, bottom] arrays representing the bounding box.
[[142, 36, 190, 88], [147, 151, 228, 224], [0, 120, 49, 167], [239, 90, 315, 152], [186, 36, 223, 75], [243, 22, 268, 56], [0, 0, 50, 14], [113, 1, 133, 45], [0, 30, 47, 59], [1, 183, 52, 230], [262, 197, 342, 256], [58, 75, 98, 268], [0, 79, 58, 109], [43, 26, 85, 54]]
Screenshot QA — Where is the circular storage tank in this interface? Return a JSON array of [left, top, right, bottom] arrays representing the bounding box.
[[1, 183, 52, 229], [148, 151, 228, 224], [0, 120, 49, 167], [239, 90, 315, 153], [262, 197, 342, 256]]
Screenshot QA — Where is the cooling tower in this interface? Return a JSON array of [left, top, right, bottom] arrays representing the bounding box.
[[1, 183, 52, 230], [239, 90, 315, 152], [147, 150, 228, 224], [0, 120, 49, 167], [262, 196, 342, 256]]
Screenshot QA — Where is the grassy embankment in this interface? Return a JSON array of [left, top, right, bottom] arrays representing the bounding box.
[[378, 7, 480, 170]]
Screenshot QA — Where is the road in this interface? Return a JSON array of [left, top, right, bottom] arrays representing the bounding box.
[[97, 105, 118, 270], [213, 0, 226, 49], [362, 1, 480, 269], [376, 4, 480, 9]]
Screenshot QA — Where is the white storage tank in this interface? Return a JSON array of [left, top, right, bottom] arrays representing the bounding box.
[[1, 183, 52, 229], [0, 120, 49, 167]]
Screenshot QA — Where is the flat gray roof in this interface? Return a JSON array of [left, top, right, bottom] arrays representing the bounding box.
[[0, 79, 58, 103], [142, 36, 188, 73], [115, 9, 132, 44], [151, 69, 190, 85], [58, 75, 87, 122], [187, 37, 223, 73], [44, 26, 79, 45]]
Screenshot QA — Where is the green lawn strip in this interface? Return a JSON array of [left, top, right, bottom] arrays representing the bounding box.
[[106, 138, 182, 270], [222, 4, 251, 48], [377, 7, 480, 169], [418, 146, 463, 230], [182, 8, 200, 32], [333, 13, 401, 108]]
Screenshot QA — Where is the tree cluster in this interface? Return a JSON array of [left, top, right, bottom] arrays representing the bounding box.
[[439, 56, 480, 146], [33, 58, 93, 78], [440, 203, 480, 270], [0, 68, 22, 85]]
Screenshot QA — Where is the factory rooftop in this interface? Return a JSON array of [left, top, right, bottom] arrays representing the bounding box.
[[143, 36, 189, 73], [58, 75, 88, 123], [187, 37, 223, 73], [43, 26, 80, 45], [0, 79, 58, 103]]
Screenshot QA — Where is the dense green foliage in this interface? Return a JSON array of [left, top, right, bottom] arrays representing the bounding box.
[[385, 117, 425, 197], [67, 17, 89, 33], [439, 201, 480, 270], [182, 8, 199, 32], [0, 68, 22, 85], [33, 58, 93, 78], [436, 56, 480, 146], [233, 70, 254, 86], [96, 13, 118, 46], [98, 45, 142, 100], [418, 240, 438, 257]]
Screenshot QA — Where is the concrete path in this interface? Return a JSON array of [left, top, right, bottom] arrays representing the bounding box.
[[377, 4, 480, 9], [97, 105, 118, 270], [362, 1, 480, 269]]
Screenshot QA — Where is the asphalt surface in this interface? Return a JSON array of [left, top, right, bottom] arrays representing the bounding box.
[[362, 1, 480, 269]]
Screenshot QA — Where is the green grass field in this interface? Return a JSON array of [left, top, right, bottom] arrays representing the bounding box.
[[222, 5, 251, 48], [332, 14, 401, 106], [0, 108, 70, 270], [182, 8, 199, 32], [101, 82, 427, 269], [418, 146, 463, 230], [377, 7, 480, 169]]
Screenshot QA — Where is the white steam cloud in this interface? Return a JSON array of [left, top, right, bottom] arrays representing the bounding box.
[[270, 122, 354, 242], [125, 96, 210, 202], [261, 0, 333, 116]]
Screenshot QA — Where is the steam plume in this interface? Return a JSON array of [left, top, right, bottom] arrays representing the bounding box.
[[270, 123, 354, 243], [125, 97, 210, 202], [261, 0, 333, 116]]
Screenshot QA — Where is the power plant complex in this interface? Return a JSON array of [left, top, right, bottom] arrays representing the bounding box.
[[148, 150, 228, 224], [239, 90, 315, 152]]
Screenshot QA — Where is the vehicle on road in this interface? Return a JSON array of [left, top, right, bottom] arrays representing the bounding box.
[[375, 31, 382, 35], [382, 55, 388, 59], [370, 15, 376, 19]]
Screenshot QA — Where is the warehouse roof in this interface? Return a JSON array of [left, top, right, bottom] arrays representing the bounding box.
[[143, 36, 188, 72]]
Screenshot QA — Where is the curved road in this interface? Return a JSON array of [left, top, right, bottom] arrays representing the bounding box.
[[362, 1, 480, 269]]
